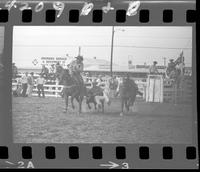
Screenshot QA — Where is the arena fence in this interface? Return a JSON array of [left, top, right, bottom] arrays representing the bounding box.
[[163, 76, 192, 104], [12, 76, 192, 104], [12, 82, 146, 99]]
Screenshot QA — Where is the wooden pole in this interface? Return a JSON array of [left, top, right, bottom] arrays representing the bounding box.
[[110, 26, 115, 77], [78, 46, 81, 56]]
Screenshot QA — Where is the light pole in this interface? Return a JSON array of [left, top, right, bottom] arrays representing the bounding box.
[[110, 26, 125, 77], [163, 57, 166, 67], [110, 26, 115, 77], [78, 46, 81, 56]]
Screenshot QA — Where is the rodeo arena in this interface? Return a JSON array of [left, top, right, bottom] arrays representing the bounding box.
[[12, 51, 193, 143]]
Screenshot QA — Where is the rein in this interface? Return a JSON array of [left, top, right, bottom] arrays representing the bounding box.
[[63, 85, 77, 89]]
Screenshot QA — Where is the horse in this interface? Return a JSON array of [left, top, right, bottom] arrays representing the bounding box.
[[59, 69, 86, 114], [117, 77, 143, 116]]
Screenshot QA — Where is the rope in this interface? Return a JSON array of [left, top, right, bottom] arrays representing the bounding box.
[[63, 85, 77, 89]]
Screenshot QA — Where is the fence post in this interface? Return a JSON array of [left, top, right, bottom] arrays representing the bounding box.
[[55, 81, 58, 98]]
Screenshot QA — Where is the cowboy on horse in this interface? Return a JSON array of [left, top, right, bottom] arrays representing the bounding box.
[[68, 55, 84, 87], [166, 59, 176, 79], [59, 55, 86, 113], [165, 58, 183, 88]]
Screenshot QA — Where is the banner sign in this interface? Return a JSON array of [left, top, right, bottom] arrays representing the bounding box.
[[39, 57, 70, 68]]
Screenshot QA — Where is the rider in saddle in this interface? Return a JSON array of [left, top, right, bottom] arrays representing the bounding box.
[[166, 59, 176, 79], [68, 55, 84, 87]]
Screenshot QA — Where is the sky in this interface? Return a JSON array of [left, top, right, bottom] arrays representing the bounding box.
[[12, 26, 192, 68]]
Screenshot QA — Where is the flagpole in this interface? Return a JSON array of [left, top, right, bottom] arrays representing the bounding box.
[[180, 51, 184, 76]]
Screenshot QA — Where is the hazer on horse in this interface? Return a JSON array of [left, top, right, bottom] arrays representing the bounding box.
[[165, 59, 183, 88], [59, 55, 86, 114], [116, 74, 143, 116], [40, 64, 49, 79]]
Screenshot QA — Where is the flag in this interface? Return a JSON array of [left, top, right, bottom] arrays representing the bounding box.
[[175, 51, 185, 75], [175, 51, 184, 64]]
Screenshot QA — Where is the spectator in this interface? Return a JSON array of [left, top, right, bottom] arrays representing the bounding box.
[[36, 74, 45, 98], [108, 76, 118, 98], [21, 72, 28, 97], [149, 61, 159, 74], [12, 63, 18, 79], [96, 75, 103, 86], [16, 77, 22, 96], [26, 72, 34, 97]]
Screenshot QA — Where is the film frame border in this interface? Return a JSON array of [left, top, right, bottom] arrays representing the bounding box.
[[0, 0, 198, 169]]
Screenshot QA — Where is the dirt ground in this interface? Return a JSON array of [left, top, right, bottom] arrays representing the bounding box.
[[12, 97, 193, 144]]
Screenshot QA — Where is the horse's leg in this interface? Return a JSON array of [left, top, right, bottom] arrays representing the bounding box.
[[71, 96, 75, 109], [87, 102, 91, 109], [64, 95, 68, 113], [130, 96, 137, 113], [131, 96, 136, 108], [78, 96, 83, 114], [75, 95, 79, 102], [94, 101, 97, 110], [92, 96, 97, 110], [101, 100, 104, 113], [125, 100, 130, 112], [120, 98, 124, 116]]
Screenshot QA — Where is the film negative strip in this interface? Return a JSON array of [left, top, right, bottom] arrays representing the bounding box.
[[0, 0, 198, 169]]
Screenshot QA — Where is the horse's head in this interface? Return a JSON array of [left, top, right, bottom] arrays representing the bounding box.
[[59, 69, 71, 85], [122, 77, 129, 88]]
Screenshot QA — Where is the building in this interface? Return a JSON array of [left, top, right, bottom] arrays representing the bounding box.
[[17, 54, 192, 78]]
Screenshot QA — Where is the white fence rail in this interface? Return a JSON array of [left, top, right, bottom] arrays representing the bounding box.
[[13, 76, 185, 100], [12, 81, 146, 99]]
